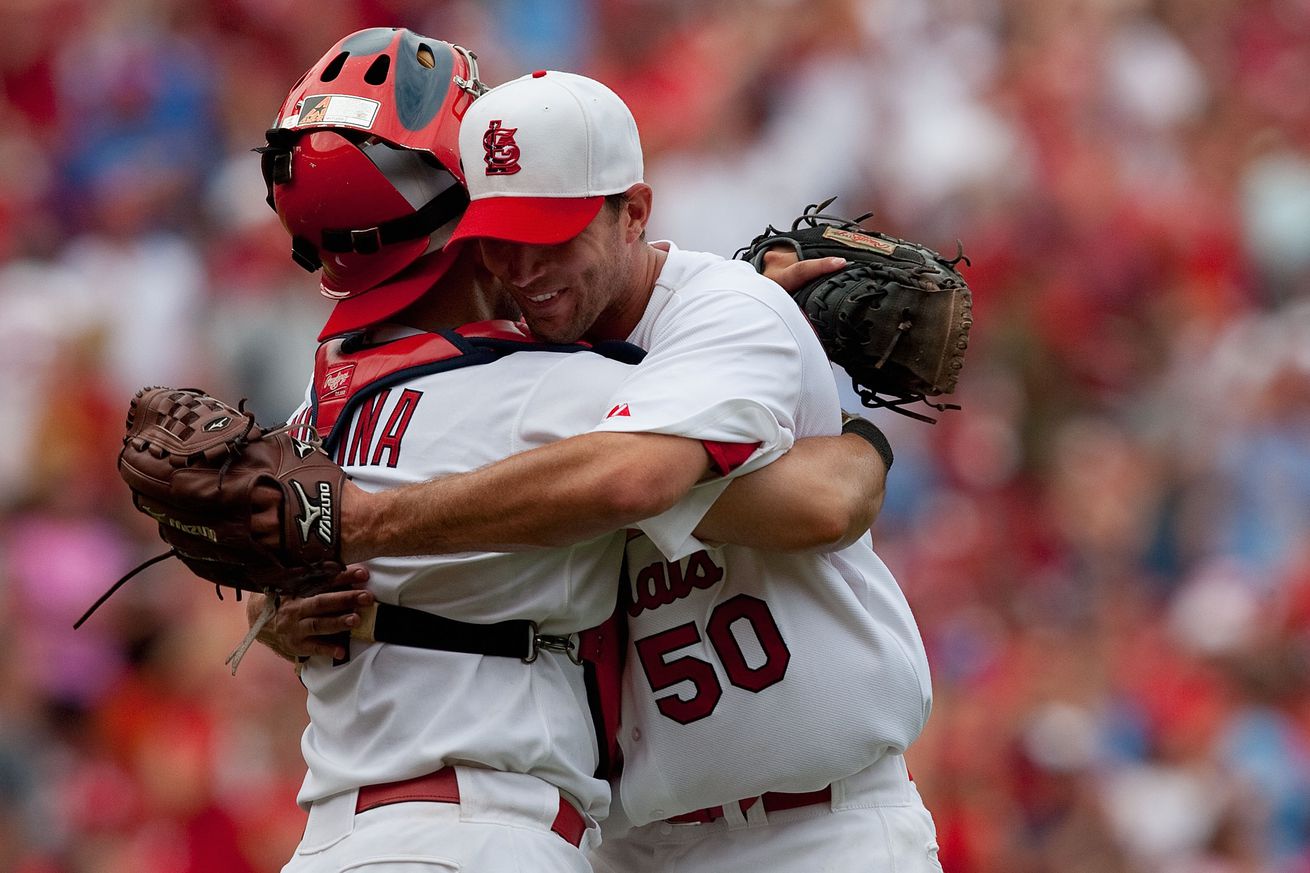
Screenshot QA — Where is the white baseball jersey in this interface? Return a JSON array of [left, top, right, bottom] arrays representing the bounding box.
[[291, 324, 636, 821], [593, 244, 934, 825]]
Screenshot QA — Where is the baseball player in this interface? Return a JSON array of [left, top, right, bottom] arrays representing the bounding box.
[[269, 71, 942, 872], [249, 29, 898, 873], [252, 31, 644, 872]]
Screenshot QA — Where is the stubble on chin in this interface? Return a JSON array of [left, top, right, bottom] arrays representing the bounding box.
[[523, 313, 584, 345]]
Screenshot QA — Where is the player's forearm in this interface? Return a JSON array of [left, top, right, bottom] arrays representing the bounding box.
[[694, 433, 885, 551], [342, 431, 711, 561]]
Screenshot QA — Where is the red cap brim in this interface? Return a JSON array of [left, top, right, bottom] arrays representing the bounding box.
[[448, 196, 604, 246], [317, 245, 461, 341]]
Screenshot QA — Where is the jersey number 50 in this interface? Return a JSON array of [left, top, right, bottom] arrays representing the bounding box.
[[634, 594, 790, 724]]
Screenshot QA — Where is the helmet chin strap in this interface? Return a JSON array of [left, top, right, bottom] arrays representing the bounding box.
[[286, 183, 469, 274], [254, 127, 299, 210]]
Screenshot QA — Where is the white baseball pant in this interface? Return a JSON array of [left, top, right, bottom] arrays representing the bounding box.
[[590, 754, 943, 873], [283, 767, 599, 873]]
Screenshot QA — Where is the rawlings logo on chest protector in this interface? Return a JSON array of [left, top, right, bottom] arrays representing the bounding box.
[[321, 363, 356, 401]]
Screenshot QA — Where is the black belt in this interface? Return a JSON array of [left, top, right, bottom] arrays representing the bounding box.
[[339, 601, 579, 664]]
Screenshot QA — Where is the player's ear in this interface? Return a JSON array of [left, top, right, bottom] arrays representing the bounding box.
[[618, 183, 653, 243]]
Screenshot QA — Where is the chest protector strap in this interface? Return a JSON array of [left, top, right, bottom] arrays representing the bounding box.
[[350, 601, 580, 664], [310, 319, 644, 453]]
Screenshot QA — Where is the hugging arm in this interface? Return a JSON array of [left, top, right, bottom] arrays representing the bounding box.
[[695, 430, 886, 551]]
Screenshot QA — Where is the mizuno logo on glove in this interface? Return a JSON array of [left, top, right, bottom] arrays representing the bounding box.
[[142, 505, 219, 542], [292, 479, 335, 546]]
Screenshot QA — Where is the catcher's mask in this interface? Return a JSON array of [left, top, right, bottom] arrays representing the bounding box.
[[257, 28, 487, 339]]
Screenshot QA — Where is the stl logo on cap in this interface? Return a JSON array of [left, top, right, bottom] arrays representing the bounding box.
[[482, 120, 521, 175]]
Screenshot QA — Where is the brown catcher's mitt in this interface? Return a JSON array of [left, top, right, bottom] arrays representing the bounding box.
[[77, 387, 348, 632], [739, 198, 973, 422]]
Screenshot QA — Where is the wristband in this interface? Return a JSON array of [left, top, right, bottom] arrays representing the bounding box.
[[840, 412, 893, 472]]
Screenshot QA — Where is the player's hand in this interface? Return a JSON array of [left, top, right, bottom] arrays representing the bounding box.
[[249, 566, 375, 661], [760, 248, 846, 294]]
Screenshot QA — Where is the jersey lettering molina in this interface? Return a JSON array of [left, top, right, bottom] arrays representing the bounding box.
[[291, 331, 635, 820], [593, 245, 934, 825]]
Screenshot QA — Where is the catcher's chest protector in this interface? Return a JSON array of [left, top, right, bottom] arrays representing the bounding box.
[[305, 319, 641, 778], [311, 319, 643, 451]]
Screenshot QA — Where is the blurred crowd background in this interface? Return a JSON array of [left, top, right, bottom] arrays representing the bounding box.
[[1, 0, 1308, 870]]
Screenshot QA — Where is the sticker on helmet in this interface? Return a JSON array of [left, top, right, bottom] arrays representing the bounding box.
[[297, 94, 382, 130]]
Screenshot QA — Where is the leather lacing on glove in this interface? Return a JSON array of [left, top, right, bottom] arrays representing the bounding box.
[[72, 535, 281, 676]]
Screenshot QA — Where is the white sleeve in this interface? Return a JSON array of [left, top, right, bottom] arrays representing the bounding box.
[[592, 282, 807, 559], [512, 350, 778, 561], [512, 351, 639, 450], [286, 375, 314, 430]]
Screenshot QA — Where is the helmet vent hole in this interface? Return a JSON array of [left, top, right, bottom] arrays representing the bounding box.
[[320, 52, 348, 82], [364, 55, 391, 85], [416, 45, 436, 69]]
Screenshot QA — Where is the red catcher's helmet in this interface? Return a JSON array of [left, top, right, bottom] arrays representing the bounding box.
[[258, 28, 486, 339]]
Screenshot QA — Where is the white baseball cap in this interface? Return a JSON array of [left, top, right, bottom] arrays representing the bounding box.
[[449, 70, 644, 246]]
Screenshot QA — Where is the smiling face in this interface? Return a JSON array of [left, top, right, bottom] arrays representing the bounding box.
[[477, 192, 652, 343]]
